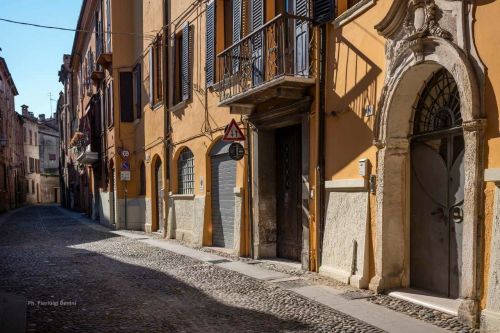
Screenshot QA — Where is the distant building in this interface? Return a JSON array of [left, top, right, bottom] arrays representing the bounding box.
[[21, 105, 60, 204], [22, 105, 41, 204], [38, 119, 60, 204], [0, 56, 25, 212]]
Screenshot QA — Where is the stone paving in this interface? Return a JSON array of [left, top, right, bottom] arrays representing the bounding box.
[[0, 205, 384, 333]]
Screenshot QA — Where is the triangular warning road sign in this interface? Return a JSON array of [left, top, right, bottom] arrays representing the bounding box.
[[223, 119, 245, 141]]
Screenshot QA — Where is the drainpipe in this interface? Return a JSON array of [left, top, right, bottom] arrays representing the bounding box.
[[317, 23, 327, 271], [162, 0, 171, 237], [246, 121, 254, 258]]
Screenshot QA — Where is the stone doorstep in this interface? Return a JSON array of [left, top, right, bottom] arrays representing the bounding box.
[[387, 288, 461, 316], [292, 285, 449, 333]]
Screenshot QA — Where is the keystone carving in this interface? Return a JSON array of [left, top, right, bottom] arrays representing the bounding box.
[[403, 0, 452, 42]]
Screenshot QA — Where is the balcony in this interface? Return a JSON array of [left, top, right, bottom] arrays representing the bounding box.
[[76, 145, 98, 165], [217, 13, 315, 113], [96, 32, 112, 67]]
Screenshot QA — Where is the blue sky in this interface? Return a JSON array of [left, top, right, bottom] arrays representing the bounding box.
[[0, 1, 81, 117]]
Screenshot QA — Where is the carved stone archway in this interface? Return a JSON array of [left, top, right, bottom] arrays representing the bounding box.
[[371, 0, 486, 326]]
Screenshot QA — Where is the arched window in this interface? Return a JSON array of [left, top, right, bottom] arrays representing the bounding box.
[[413, 69, 461, 134], [139, 162, 146, 195], [177, 148, 194, 194]]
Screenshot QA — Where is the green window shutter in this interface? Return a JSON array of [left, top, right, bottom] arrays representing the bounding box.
[[313, 0, 334, 25], [182, 23, 191, 101], [206, 0, 216, 86]]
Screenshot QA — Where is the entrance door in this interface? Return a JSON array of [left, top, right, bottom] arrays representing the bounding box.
[[155, 159, 164, 232], [211, 141, 237, 248], [410, 133, 464, 298], [276, 125, 302, 261]]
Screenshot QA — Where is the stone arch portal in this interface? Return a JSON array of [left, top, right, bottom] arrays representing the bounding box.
[[370, 34, 485, 325]]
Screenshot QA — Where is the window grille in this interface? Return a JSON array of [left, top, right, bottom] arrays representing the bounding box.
[[177, 148, 194, 194], [413, 69, 462, 134]]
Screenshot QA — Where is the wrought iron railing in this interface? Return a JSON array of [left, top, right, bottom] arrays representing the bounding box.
[[217, 13, 313, 103]]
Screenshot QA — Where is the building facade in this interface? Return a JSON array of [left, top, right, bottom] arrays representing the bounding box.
[[22, 105, 41, 205], [59, 0, 500, 330], [38, 119, 60, 204], [0, 56, 24, 212]]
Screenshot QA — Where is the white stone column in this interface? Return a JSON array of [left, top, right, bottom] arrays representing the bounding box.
[[369, 137, 409, 292], [457, 119, 486, 326]]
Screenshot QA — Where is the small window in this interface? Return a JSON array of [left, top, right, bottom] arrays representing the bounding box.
[[29, 130, 32, 145], [49, 154, 56, 161], [139, 162, 146, 195], [31, 180, 35, 194], [34, 133, 37, 146], [149, 38, 163, 106], [177, 148, 194, 194]]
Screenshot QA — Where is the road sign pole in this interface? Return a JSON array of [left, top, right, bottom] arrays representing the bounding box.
[[124, 183, 127, 230]]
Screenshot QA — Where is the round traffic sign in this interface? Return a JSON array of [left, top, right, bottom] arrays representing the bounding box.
[[228, 142, 245, 161], [121, 149, 130, 159]]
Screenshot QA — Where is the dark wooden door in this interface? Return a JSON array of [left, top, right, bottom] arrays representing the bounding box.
[[410, 134, 464, 298], [276, 125, 302, 261]]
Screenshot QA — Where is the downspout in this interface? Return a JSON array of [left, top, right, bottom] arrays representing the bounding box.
[[162, 0, 171, 238], [316, 23, 327, 272], [246, 121, 254, 258]]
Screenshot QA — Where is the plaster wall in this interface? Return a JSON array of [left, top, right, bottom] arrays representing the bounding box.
[[320, 190, 370, 288]]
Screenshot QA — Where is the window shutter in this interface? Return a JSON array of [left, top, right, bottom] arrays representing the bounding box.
[[295, 0, 309, 75], [313, 0, 334, 25], [251, 0, 264, 84], [182, 23, 191, 101], [232, 0, 242, 72], [251, 0, 263, 31], [149, 49, 154, 106], [205, 0, 216, 86], [135, 64, 142, 118], [119, 72, 134, 122]]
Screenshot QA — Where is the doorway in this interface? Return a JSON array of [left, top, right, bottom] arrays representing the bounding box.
[[155, 158, 164, 232], [409, 68, 464, 298], [210, 141, 237, 248], [275, 124, 302, 261]]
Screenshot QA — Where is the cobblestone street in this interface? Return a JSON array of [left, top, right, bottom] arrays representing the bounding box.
[[0, 205, 388, 333]]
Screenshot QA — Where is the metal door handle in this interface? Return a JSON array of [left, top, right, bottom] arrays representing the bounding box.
[[451, 206, 463, 224]]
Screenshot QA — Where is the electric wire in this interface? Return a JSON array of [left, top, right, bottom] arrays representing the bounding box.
[[0, 17, 157, 39]]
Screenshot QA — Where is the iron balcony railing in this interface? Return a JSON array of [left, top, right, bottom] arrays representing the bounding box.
[[217, 13, 313, 103]]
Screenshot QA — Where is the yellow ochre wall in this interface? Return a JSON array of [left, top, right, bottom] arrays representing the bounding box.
[[169, 0, 248, 252], [474, 0, 500, 310], [324, 1, 390, 279]]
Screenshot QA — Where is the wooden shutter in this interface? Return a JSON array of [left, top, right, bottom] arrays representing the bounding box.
[[232, 0, 242, 72], [313, 0, 334, 24], [149, 48, 154, 106], [106, 0, 111, 52], [251, 0, 264, 84], [119, 72, 134, 122], [205, 0, 216, 86], [182, 23, 190, 101], [135, 64, 142, 118], [294, 0, 309, 75]]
